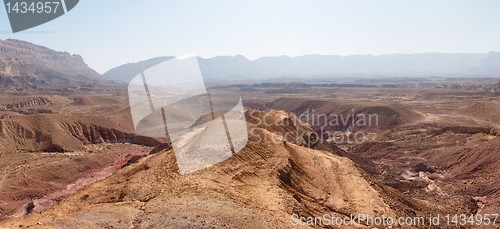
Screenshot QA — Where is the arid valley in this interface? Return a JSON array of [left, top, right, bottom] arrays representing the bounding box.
[[0, 39, 499, 228]]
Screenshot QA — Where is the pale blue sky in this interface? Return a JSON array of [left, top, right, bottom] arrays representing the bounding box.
[[1, 0, 500, 73]]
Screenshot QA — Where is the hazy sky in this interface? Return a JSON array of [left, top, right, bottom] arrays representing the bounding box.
[[1, 0, 500, 73]]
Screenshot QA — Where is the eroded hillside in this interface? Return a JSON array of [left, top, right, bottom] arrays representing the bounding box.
[[1, 109, 446, 228]]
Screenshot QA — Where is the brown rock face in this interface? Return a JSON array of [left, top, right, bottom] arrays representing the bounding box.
[[0, 39, 109, 89], [0, 115, 160, 153]]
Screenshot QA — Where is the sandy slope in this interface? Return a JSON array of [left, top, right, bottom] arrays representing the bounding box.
[[0, 110, 424, 229]]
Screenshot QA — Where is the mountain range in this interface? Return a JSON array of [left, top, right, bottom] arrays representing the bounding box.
[[103, 56, 173, 83], [106, 53, 500, 83], [1, 39, 500, 90]]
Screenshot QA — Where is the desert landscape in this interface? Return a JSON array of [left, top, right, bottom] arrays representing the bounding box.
[[0, 38, 498, 229]]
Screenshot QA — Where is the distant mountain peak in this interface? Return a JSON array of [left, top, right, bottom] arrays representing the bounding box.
[[106, 52, 500, 83], [0, 39, 108, 89], [103, 56, 173, 83]]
